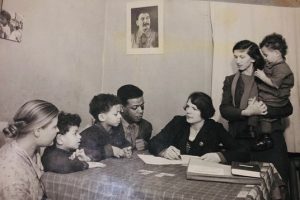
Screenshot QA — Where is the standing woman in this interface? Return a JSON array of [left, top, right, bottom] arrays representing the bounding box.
[[0, 100, 59, 199], [219, 40, 292, 183]]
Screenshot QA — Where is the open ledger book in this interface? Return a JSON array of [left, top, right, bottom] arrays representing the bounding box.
[[186, 158, 262, 184]]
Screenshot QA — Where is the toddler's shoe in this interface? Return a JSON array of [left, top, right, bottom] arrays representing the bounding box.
[[252, 135, 273, 151]]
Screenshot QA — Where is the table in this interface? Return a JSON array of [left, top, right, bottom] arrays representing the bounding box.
[[42, 152, 285, 200]]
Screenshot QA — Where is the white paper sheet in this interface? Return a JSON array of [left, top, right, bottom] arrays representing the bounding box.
[[137, 154, 199, 165]]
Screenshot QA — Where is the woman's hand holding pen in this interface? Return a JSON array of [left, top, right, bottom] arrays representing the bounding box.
[[160, 146, 181, 160]]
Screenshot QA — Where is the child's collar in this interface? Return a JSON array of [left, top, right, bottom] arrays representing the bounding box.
[[95, 121, 112, 133], [269, 60, 285, 67]]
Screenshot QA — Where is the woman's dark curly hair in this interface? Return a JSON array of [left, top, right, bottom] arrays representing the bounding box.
[[185, 92, 215, 120]]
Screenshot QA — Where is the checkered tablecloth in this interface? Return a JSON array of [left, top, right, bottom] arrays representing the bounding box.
[[42, 153, 284, 200]]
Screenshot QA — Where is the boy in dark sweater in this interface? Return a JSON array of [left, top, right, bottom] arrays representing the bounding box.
[[42, 112, 105, 173], [80, 94, 132, 161]]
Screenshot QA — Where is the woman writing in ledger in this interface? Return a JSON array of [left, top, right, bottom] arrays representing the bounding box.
[[149, 92, 249, 164], [0, 100, 59, 199]]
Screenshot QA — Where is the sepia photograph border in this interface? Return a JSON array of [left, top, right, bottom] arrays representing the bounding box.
[[126, 0, 163, 54]]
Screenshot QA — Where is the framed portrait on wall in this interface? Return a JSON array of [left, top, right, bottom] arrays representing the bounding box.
[[127, 0, 163, 54], [0, 1, 24, 43]]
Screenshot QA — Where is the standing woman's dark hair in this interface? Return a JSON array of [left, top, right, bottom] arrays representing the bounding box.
[[0, 99, 59, 200], [233, 40, 265, 70], [186, 92, 215, 120]]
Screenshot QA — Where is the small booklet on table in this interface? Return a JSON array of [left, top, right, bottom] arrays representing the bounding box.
[[186, 158, 262, 184], [231, 162, 261, 178]]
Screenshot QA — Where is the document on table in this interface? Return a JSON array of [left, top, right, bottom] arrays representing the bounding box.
[[186, 157, 262, 184], [187, 158, 230, 176], [137, 154, 199, 165]]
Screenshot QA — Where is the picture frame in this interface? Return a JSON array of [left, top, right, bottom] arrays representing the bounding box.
[[0, 1, 24, 43], [127, 0, 163, 54]]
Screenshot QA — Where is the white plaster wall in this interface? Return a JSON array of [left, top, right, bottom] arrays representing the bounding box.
[[210, 2, 300, 152], [0, 0, 106, 127], [101, 0, 213, 135]]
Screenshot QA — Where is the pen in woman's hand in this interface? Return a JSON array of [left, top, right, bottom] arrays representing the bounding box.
[[170, 146, 181, 160], [176, 152, 182, 160]]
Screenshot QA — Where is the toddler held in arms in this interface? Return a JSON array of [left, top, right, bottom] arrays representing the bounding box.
[[251, 33, 294, 151]]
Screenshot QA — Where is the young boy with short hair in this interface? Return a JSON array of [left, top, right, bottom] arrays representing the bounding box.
[[80, 94, 132, 161], [253, 33, 294, 150], [42, 112, 105, 174]]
